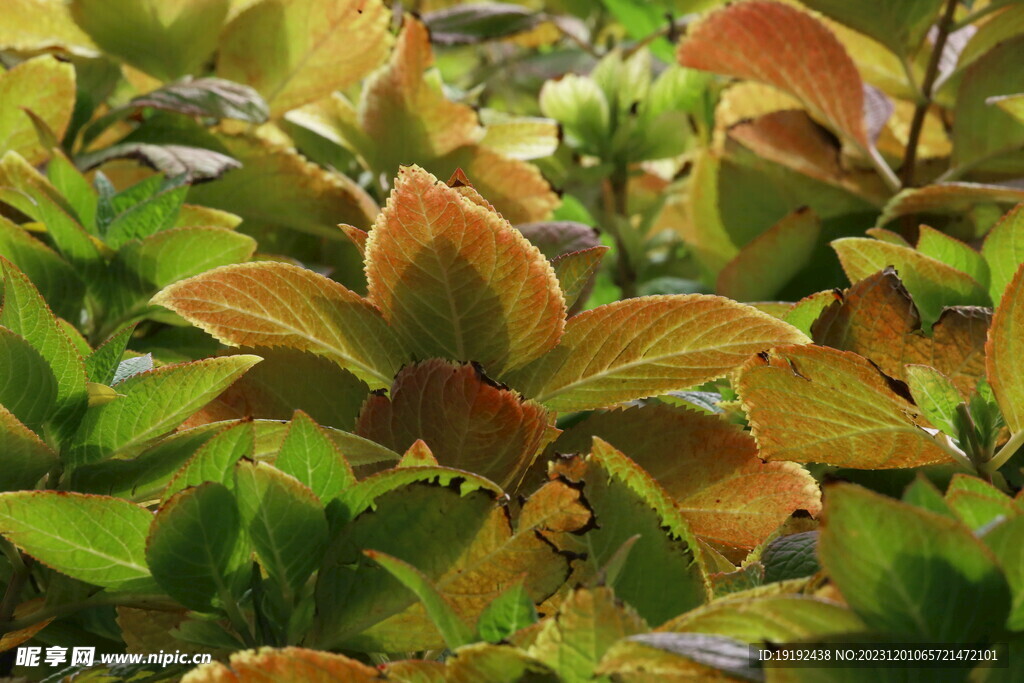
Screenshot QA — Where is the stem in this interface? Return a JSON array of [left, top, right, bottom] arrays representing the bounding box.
[[900, 0, 959, 188], [935, 142, 1024, 183], [985, 429, 1024, 474], [1, 592, 177, 633], [0, 555, 32, 630], [608, 167, 638, 298], [953, 2, 1003, 30], [218, 587, 257, 648]]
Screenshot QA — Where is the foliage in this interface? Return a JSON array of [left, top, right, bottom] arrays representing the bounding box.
[[1, 0, 1024, 681]]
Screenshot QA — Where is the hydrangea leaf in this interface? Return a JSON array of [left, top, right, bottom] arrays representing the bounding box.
[[182, 648, 381, 683], [364, 165, 565, 375], [549, 404, 821, 550], [506, 295, 809, 412], [0, 327, 57, 435], [0, 215, 83, 322], [819, 483, 1010, 642], [162, 419, 254, 502], [876, 183, 1024, 228], [151, 261, 403, 387], [982, 204, 1024, 304], [0, 405, 57, 492], [0, 55, 75, 165], [0, 0, 98, 57], [355, 360, 553, 492], [798, 0, 944, 60], [275, 410, 356, 503], [916, 225, 989, 290], [986, 263, 1024, 432], [0, 491, 153, 590], [217, 0, 391, 118], [736, 344, 952, 468]]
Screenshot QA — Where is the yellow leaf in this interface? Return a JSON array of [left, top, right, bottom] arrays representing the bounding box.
[[0, 56, 75, 165]]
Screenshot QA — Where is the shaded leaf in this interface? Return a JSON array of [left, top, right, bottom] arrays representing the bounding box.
[[0, 326, 57, 434], [506, 295, 809, 412], [736, 344, 952, 468], [77, 143, 240, 183], [982, 203, 1024, 304], [151, 261, 402, 387], [355, 360, 552, 492], [0, 405, 57, 491], [217, 0, 391, 117], [982, 515, 1024, 631], [0, 491, 152, 589], [876, 182, 1024, 228], [127, 77, 269, 123], [551, 247, 607, 312], [798, 0, 944, 60], [0, 55, 75, 165], [84, 325, 134, 385], [944, 474, 1020, 531], [760, 531, 820, 583], [599, 633, 762, 683], [906, 365, 962, 437], [0, 215, 83, 321], [162, 420, 254, 502], [986, 263, 1024, 432], [424, 3, 544, 45]]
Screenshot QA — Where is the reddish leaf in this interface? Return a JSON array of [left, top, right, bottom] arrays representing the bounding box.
[[355, 360, 554, 491], [181, 647, 381, 682]]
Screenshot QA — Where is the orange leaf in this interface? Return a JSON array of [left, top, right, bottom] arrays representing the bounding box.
[[506, 295, 809, 412], [355, 360, 553, 491], [181, 647, 381, 682], [678, 2, 874, 150], [549, 404, 821, 549], [987, 263, 1024, 432], [736, 344, 952, 468], [151, 261, 403, 388], [364, 165, 565, 375], [812, 268, 990, 397]]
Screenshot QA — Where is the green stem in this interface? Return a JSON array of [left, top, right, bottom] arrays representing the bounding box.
[[900, 0, 959, 188], [608, 167, 638, 299], [1, 593, 177, 633], [985, 429, 1024, 474], [218, 587, 257, 649], [953, 2, 1004, 30]]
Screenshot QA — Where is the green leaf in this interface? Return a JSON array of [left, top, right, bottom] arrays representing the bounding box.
[[550, 247, 608, 311], [84, 325, 134, 385], [68, 355, 261, 465], [901, 475, 956, 519], [162, 420, 254, 502], [818, 483, 1010, 641], [0, 490, 152, 589], [905, 364, 962, 438], [601, 633, 763, 683], [832, 237, 990, 327], [0, 55, 76, 165], [987, 263, 1024, 432], [916, 225, 989, 291], [982, 204, 1024, 304], [70, 0, 231, 81], [0, 404, 57, 491], [760, 531, 820, 584], [981, 515, 1024, 631], [97, 179, 188, 249], [364, 549, 476, 650], [477, 580, 538, 644], [1, 259, 87, 438], [235, 461, 328, 596], [944, 474, 1020, 532], [423, 3, 544, 45], [146, 482, 245, 611], [539, 75, 610, 157], [274, 410, 356, 504], [506, 295, 809, 412], [798, 0, 944, 59], [551, 439, 708, 625], [0, 326, 57, 434], [118, 227, 257, 290], [47, 152, 97, 231], [781, 290, 836, 338], [0, 215, 82, 321]]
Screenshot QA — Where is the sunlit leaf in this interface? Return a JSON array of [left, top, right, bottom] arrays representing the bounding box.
[[0, 55, 75, 165], [736, 344, 952, 468], [0, 215, 82, 322], [982, 204, 1024, 303], [982, 515, 1024, 631], [782, 289, 837, 337], [479, 110, 559, 161], [916, 225, 989, 288], [986, 263, 1024, 432], [506, 295, 808, 412], [905, 365, 962, 437], [274, 410, 356, 503], [162, 419, 254, 502], [0, 0, 98, 57], [355, 360, 552, 491], [0, 491, 152, 589], [944, 474, 1020, 532], [218, 0, 391, 118], [798, 0, 944, 60], [877, 183, 1024, 228], [477, 581, 538, 644], [364, 165, 565, 375], [151, 262, 402, 387], [183, 647, 383, 682]]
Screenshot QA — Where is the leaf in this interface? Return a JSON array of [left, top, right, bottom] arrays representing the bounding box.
[[944, 474, 1020, 532], [112, 355, 154, 386], [760, 531, 820, 583], [182, 647, 382, 683], [77, 143, 240, 183], [479, 111, 560, 161], [736, 344, 952, 468], [818, 483, 1010, 641], [424, 3, 544, 45], [876, 183, 1024, 228], [217, 0, 391, 118], [477, 581, 538, 644], [717, 206, 822, 302], [364, 165, 565, 375], [365, 549, 476, 649], [991, 93, 1024, 126], [986, 263, 1024, 432], [274, 410, 356, 503], [68, 355, 261, 465], [505, 295, 809, 412], [0, 491, 152, 589], [116, 226, 257, 291], [798, 0, 944, 60], [151, 262, 402, 387], [0, 215, 83, 322], [386, 644, 553, 683], [550, 440, 708, 625], [598, 633, 762, 683], [186, 134, 378, 237], [832, 237, 989, 327], [70, 0, 230, 81], [982, 515, 1024, 631], [527, 586, 647, 683], [0, 0, 98, 57], [0, 405, 57, 491], [147, 482, 247, 612], [905, 365, 962, 437], [549, 404, 821, 549], [355, 360, 553, 492], [812, 268, 991, 397], [0, 326, 57, 434], [1, 259, 87, 435], [916, 225, 989, 290], [235, 461, 328, 595], [126, 77, 269, 123], [678, 2, 877, 151], [515, 221, 601, 260], [551, 247, 607, 312], [0, 55, 75, 164], [84, 325, 134, 385], [982, 204, 1024, 304], [162, 420, 254, 502], [953, 36, 1024, 175]]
